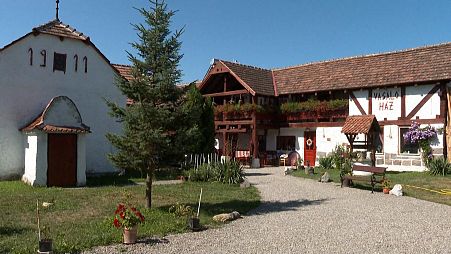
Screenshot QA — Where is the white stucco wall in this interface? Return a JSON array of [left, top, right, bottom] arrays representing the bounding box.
[[23, 134, 38, 184], [77, 134, 87, 186], [405, 84, 441, 119], [315, 127, 349, 156], [0, 33, 125, 178], [23, 131, 48, 186]]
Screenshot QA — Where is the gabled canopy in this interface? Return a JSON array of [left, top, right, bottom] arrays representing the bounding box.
[[21, 96, 90, 134], [341, 115, 380, 135]]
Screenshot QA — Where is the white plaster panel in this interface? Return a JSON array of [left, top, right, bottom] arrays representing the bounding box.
[[0, 33, 125, 178], [35, 132, 48, 186], [383, 125, 399, 154], [315, 127, 349, 155], [371, 87, 401, 121], [44, 97, 83, 127], [405, 84, 440, 119], [77, 134, 87, 186], [23, 134, 38, 184], [349, 90, 368, 115]]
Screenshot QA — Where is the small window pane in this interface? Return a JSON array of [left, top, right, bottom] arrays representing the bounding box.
[[53, 52, 67, 73]]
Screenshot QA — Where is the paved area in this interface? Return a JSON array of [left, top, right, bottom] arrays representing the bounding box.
[[85, 167, 451, 254]]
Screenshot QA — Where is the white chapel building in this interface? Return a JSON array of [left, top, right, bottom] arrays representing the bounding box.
[[0, 18, 128, 186]]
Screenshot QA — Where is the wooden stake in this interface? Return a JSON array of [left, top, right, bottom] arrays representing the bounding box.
[[196, 188, 203, 218]]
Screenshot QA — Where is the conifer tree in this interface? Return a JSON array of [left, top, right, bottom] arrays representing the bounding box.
[[106, 0, 183, 208]]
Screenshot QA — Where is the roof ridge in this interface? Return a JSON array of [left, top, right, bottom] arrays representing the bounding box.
[[220, 59, 271, 72], [32, 19, 88, 41], [112, 63, 132, 67], [272, 41, 451, 71]]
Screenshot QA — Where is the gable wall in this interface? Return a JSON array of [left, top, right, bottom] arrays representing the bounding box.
[[0, 34, 125, 178]]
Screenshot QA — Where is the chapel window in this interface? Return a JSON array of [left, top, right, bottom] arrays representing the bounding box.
[[53, 52, 67, 73]]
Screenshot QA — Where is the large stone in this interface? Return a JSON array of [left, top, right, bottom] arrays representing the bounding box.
[[240, 179, 251, 188], [320, 172, 330, 183]]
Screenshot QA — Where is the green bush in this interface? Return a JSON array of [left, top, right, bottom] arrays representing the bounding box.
[[318, 156, 334, 170], [185, 160, 245, 184], [326, 99, 348, 110], [427, 157, 451, 176]]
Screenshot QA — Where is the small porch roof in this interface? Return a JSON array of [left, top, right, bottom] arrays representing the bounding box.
[[341, 115, 380, 135], [20, 96, 90, 134]]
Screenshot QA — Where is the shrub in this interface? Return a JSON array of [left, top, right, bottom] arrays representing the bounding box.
[[185, 160, 245, 184], [238, 103, 264, 113], [318, 156, 334, 170], [427, 157, 451, 176], [327, 99, 348, 110], [280, 101, 301, 113], [221, 160, 245, 184]]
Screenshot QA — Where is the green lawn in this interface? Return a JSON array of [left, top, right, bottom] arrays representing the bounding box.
[[0, 180, 260, 254], [292, 168, 451, 206]]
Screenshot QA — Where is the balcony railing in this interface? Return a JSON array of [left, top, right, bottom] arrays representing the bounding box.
[[283, 107, 348, 122]]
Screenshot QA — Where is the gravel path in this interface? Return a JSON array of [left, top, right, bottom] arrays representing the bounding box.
[[84, 167, 451, 254]]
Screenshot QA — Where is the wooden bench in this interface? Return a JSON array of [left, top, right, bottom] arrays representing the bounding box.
[[340, 164, 387, 193]]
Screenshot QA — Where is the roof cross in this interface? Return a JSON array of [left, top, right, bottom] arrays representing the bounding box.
[[56, 0, 60, 20]]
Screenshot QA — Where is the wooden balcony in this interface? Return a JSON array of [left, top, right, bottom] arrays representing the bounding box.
[[283, 108, 348, 122]]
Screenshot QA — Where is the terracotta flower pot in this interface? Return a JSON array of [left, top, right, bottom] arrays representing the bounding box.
[[123, 226, 138, 244], [383, 188, 390, 194]]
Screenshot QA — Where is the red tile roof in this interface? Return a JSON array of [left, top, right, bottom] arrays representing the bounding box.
[[220, 60, 275, 96], [32, 19, 89, 41], [209, 42, 451, 96], [273, 42, 451, 95], [341, 115, 379, 134], [112, 64, 133, 81]]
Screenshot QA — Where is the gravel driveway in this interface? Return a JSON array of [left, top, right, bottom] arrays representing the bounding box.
[[85, 167, 451, 254]]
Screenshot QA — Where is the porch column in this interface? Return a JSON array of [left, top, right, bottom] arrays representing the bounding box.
[[251, 112, 259, 167]]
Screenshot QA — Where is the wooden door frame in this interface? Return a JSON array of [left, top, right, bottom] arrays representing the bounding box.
[[47, 133, 78, 187], [304, 130, 317, 166]]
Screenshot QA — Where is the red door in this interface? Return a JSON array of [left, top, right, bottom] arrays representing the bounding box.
[[304, 131, 316, 167], [47, 134, 77, 187]]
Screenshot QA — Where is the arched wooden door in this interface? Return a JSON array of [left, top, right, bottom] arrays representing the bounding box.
[[304, 131, 316, 166], [47, 134, 77, 187]]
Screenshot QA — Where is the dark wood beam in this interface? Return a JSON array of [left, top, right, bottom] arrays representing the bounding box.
[[215, 120, 253, 125], [379, 118, 444, 126], [400, 86, 406, 118], [216, 128, 247, 133], [368, 89, 372, 115], [406, 84, 440, 119], [350, 91, 366, 115], [203, 89, 249, 97], [288, 122, 345, 128]]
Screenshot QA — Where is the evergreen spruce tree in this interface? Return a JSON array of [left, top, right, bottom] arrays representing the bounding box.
[[106, 0, 183, 208], [177, 84, 215, 155]]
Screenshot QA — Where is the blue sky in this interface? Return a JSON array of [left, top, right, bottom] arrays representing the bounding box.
[[1, 0, 451, 83]]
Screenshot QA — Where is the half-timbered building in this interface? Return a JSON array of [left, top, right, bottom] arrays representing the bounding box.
[[200, 43, 451, 171]]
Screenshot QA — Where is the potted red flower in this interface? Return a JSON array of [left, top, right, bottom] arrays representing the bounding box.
[[113, 203, 145, 244]]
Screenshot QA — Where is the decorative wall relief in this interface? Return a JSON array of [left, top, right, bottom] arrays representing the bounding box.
[[28, 48, 33, 65], [40, 50, 47, 67]]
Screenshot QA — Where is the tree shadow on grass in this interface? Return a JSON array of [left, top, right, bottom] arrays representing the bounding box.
[[0, 225, 31, 236], [156, 198, 328, 219]]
